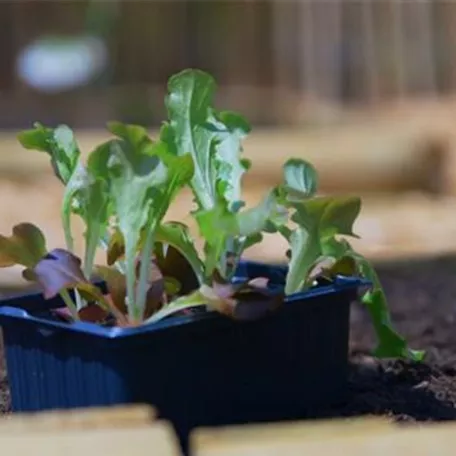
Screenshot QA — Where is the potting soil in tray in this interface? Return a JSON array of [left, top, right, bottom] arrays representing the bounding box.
[[1, 254, 456, 422]]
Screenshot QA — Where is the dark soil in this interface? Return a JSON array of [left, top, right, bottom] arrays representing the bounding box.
[[330, 254, 456, 423], [2, 254, 456, 423]]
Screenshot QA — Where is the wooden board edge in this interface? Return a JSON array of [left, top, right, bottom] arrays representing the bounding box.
[[0, 404, 157, 433]]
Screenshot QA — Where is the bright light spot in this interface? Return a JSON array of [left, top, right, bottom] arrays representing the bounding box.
[[16, 35, 108, 93]]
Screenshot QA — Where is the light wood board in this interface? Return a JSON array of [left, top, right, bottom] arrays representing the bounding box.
[[192, 419, 456, 456], [0, 404, 156, 433], [0, 405, 180, 456]]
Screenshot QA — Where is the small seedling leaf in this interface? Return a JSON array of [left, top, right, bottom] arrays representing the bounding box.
[[0, 223, 47, 268]]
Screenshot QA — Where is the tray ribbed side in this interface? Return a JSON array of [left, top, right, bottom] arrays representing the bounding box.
[[2, 324, 128, 412]]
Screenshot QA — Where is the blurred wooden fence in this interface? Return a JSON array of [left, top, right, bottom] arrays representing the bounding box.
[[0, 0, 455, 127]]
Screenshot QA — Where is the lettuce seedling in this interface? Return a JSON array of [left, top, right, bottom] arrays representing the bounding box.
[[270, 159, 423, 360], [0, 68, 423, 361]]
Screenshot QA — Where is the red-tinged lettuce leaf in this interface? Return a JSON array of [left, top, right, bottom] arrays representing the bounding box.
[[96, 259, 168, 322], [0, 223, 47, 268], [199, 274, 284, 321], [144, 273, 282, 325], [155, 221, 204, 286], [94, 265, 128, 314], [34, 248, 86, 299], [232, 288, 284, 321], [51, 307, 74, 322], [78, 304, 112, 324], [154, 240, 200, 295], [34, 249, 130, 325], [52, 304, 113, 325], [232, 276, 283, 321], [33, 248, 107, 304]]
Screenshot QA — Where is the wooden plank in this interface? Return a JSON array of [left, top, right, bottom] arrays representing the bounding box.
[[432, 1, 456, 93], [301, 0, 343, 102], [360, 0, 380, 103], [271, 1, 299, 93], [192, 416, 392, 448], [191, 417, 393, 455], [191, 419, 456, 456], [0, 421, 181, 456], [0, 405, 157, 433], [400, 1, 436, 95]]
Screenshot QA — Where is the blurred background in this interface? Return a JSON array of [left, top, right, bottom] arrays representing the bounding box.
[[2, 0, 456, 287], [2, 0, 456, 126]]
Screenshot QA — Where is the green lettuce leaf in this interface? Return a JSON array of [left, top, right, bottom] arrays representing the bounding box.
[[285, 195, 361, 294], [88, 122, 194, 321], [18, 123, 82, 251], [18, 123, 80, 184], [163, 68, 251, 212], [282, 158, 319, 202], [320, 238, 425, 362], [194, 190, 287, 280], [17, 123, 110, 277], [63, 161, 111, 277]]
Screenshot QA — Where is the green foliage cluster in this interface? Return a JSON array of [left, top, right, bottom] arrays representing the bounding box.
[[0, 69, 423, 361]]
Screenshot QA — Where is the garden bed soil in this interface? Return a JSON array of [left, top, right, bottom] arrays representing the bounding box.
[[2, 254, 456, 423]]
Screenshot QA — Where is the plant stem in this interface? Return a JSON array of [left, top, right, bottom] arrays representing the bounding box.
[[124, 240, 138, 322], [64, 230, 74, 254], [135, 222, 156, 320], [61, 212, 84, 310], [59, 289, 80, 321], [61, 208, 74, 253], [83, 228, 100, 280]]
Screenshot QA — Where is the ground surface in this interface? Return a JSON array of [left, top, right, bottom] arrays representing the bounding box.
[[2, 254, 456, 422], [329, 254, 456, 422]]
